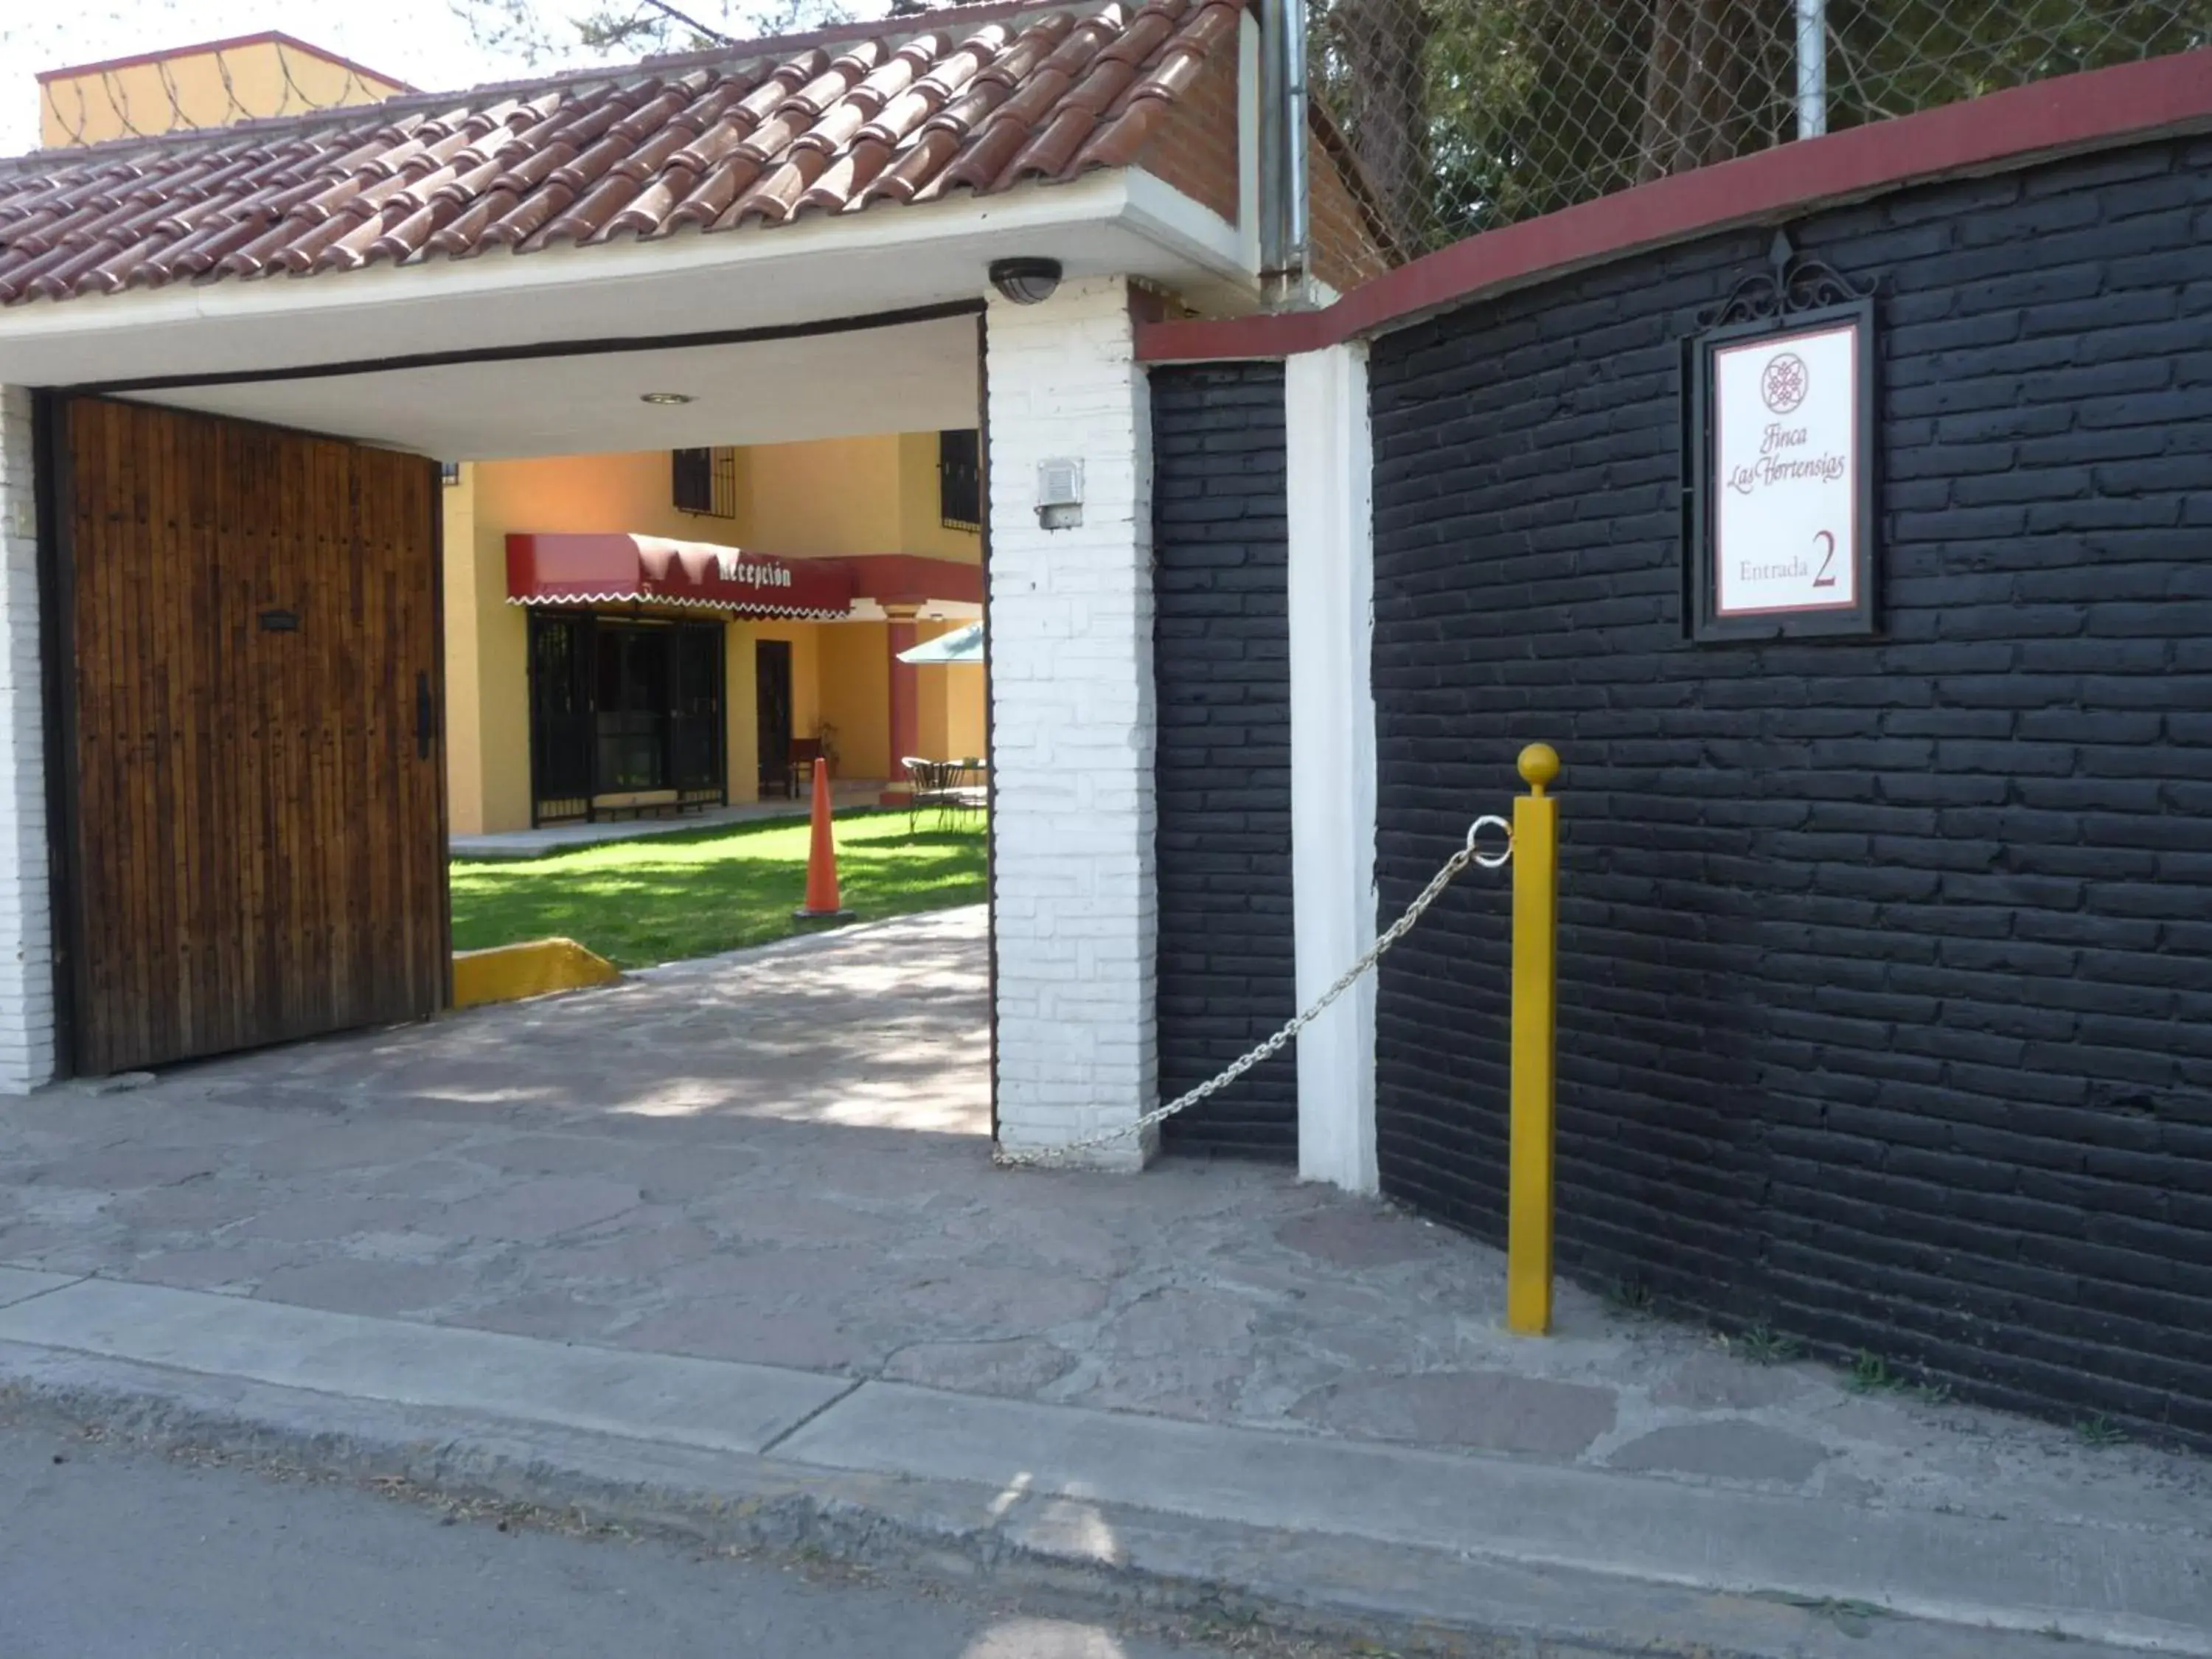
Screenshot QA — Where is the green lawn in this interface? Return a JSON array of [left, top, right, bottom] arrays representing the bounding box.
[[450, 810, 987, 969]]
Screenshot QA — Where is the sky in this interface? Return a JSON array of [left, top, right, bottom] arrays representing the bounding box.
[[0, 0, 894, 155]]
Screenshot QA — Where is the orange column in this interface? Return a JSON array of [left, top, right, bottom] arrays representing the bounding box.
[[881, 609, 921, 806]]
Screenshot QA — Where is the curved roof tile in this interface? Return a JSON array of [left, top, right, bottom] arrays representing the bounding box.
[[0, 0, 1243, 307]]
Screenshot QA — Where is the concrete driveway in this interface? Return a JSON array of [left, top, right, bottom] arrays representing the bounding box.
[[1, 904, 2203, 1537]]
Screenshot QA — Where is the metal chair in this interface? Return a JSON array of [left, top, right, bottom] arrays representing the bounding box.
[[901, 757, 958, 832]]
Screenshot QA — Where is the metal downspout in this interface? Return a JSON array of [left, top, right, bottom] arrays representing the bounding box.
[[1796, 0, 1829, 139], [1258, 0, 1310, 307], [1282, 0, 1309, 295]]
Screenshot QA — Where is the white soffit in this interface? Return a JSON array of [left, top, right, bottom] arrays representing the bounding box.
[[139, 315, 982, 458]]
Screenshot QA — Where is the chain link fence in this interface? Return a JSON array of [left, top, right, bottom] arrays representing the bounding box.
[[1307, 0, 2212, 271]]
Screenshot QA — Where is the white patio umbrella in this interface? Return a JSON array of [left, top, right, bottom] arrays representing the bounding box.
[[896, 621, 984, 665]]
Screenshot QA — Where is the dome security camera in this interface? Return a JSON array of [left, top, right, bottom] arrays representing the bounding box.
[[989, 257, 1062, 305]]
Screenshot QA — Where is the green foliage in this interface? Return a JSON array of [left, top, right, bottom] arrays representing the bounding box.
[[446, 0, 860, 68], [2075, 1413, 2130, 1448], [1761, 1590, 1891, 1639], [451, 809, 986, 968], [1844, 1349, 1952, 1405], [1602, 1277, 1656, 1318], [1311, 0, 2212, 253], [1845, 1349, 1895, 1394], [1731, 1324, 1801, 1366]]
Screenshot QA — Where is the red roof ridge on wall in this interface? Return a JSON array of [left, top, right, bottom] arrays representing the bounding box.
[[1138, 48, 2212, 363]]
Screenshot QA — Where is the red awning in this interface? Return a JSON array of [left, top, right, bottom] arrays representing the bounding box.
[[506, 533, 855, 619]]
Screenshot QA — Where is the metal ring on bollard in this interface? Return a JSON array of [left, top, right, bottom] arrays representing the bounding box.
[[1464, 814, 1514, 869]]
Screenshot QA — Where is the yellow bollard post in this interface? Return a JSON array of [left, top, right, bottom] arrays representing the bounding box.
[[1507, 743, 1560, 1336]]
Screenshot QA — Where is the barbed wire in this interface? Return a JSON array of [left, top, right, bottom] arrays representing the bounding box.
[[27, 2, 914, 149], [1307, 0, 2212, 274], [40, 36, 404, 148]]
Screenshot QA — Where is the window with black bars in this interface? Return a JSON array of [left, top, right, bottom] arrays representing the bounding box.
[[672, 446, 738, 518], [939, 429, 981, 532]]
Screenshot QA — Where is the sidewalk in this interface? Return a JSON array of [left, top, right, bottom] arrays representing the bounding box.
[[1, 1270, 2203, 1658], [1, 908, 2205, 1655], [449, 779, 883, 858]]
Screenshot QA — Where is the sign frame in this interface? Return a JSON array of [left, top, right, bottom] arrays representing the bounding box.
[[1686, 288, 1879, 644]]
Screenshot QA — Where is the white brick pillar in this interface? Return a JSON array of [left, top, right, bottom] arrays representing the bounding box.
[[0, 387, 55, 1093], [986, 277, 1158, 1169], [1286, 344, 1378, 1192]]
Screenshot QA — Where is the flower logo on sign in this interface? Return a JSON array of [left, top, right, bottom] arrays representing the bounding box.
[[1761, 351, 1809, 415]]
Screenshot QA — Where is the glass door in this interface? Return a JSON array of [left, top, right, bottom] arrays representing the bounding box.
[[669, 623, 726, 807], [527, 611, 595, 824], [529, 616, 727, 822], [755, 639, 794, 799], [594, 624, 672, 793]]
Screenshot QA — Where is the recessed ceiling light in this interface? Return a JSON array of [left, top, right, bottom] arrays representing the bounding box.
[[639, 392, 694, 405]]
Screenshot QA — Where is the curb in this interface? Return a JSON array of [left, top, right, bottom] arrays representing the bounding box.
[[0, 1340, 2111, 1659]]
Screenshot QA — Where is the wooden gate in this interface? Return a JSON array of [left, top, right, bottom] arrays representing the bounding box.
[[56, 397, 448, 1075]]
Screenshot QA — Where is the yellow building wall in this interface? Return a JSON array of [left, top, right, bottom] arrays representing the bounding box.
[[725, 622, 824, 803], [895, 434, 985, 566], [818, 624, 890, 780], [41, 37, 403, 148], [442, 468, 489, 835], [448, 450, 765, 832], [465, 448, 755, 545], [464, 476, 532, 840], [917, 642, 947, 766], [748, 436, 902, 552], [445, 441, 978, 831], [911, 621, 987, 762], [948, 659, 987, 759]]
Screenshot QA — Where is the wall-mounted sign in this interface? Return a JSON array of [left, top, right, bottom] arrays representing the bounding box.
[[1687, 237, 1877, 641]]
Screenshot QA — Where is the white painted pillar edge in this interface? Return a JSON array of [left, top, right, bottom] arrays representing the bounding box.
[[1286, 343, 1377, 1192], [0, 386, 55, 1095]]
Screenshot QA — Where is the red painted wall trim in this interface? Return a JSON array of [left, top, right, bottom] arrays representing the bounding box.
[[1138, 49, 2212, 364], [36, 32, 415, 93], [830, 554, 985, 608]]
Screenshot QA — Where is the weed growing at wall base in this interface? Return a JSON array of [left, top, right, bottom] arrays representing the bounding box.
[[1601, 1279, 1656, 1318], [1845, 1351, 1952, 1406], [1729, 1325, 1802, 1366], [2076, 1415, 2131, 1449]]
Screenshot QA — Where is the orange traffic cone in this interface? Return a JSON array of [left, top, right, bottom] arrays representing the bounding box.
[[793, 758, 852, 921]]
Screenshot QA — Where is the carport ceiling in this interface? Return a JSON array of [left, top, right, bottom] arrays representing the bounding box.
[[130, 313, 979, 459]]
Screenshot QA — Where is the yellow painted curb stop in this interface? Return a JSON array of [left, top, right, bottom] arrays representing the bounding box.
[[452, 938, 622, 1009]]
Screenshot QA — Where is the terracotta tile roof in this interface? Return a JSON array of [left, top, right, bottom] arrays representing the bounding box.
[[0, 0, 1242, 307]]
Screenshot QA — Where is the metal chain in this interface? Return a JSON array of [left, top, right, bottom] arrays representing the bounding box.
[[994, 813, 1515, 1169]]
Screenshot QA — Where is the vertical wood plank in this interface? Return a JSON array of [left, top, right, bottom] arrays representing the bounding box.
[[116, 402, 155, 1071], [63, 397, 448, 1072]]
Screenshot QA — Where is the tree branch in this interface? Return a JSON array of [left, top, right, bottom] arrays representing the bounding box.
[[637, 0, 737, 45]]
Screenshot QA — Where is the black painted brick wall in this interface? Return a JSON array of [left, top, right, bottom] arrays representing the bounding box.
[[1152, 364, 1297, 1158], [1366, 136, 2212, 1444]]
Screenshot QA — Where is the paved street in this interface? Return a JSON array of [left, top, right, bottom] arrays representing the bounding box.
[[1, 908, 2203, 1526], [1, 909, 2207, 1654], [0, 1417, 1298, 1659]]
